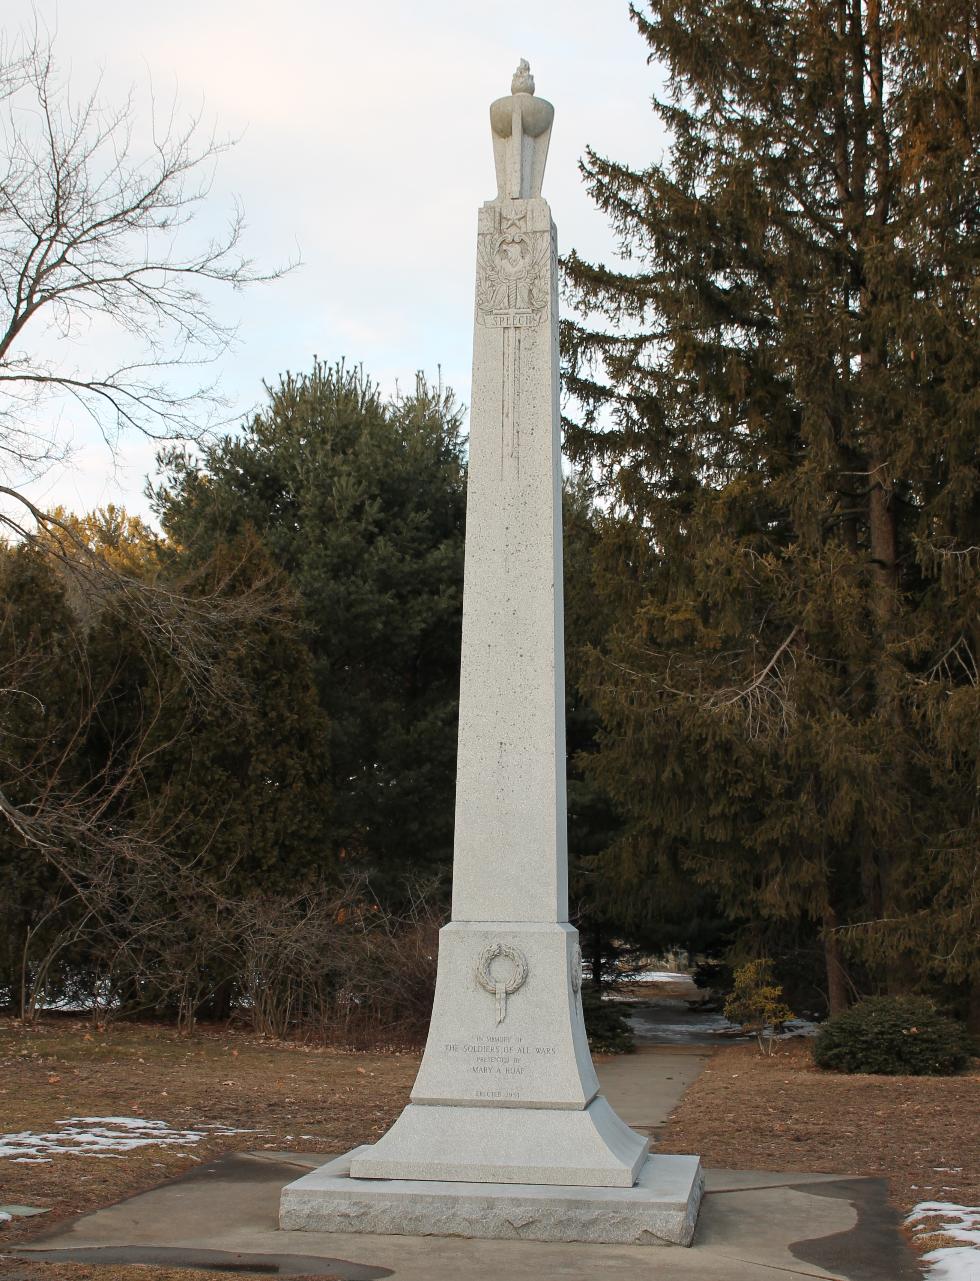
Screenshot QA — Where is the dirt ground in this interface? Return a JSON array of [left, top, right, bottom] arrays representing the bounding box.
[[661, 1038, 980, 1231]]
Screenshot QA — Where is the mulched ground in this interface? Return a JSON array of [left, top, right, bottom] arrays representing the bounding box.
[[660, 1038, 980, 1236]]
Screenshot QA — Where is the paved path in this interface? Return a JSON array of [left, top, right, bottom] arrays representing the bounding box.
[[596, 1044, 713, 1137], [10, 1047, 919, 1281]]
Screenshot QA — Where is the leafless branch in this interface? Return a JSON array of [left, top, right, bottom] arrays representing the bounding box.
[[0, 26, 295, 486], [0, 486, 291, 703], [707, 626, 800, 738], [922, 636, 978, 688]]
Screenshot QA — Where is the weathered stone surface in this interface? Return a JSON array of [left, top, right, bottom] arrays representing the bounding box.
[[490, 59, 553, 201], [348, 1097, 648, 1188], [281, 1149, 704, 1246], [334, 67, 633, 1189]]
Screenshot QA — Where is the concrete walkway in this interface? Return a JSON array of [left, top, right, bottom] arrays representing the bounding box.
[[596, 1043, 713, 1137], [8, 1047, 919, 1281]]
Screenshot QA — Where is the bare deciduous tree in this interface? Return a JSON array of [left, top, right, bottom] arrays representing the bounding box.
[[0, 24, 288, 500], [0, 24, 294, 871]]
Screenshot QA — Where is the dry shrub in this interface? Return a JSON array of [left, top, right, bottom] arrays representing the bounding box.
[[229, 877, 442, 1047]]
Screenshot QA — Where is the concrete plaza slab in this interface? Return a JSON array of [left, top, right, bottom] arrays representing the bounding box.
[[5, 1049, 919, 1279], [10, 1149, 918, 1281]]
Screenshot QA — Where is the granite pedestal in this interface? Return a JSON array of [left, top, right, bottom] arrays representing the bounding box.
[[281, 1149, 704, 1246]]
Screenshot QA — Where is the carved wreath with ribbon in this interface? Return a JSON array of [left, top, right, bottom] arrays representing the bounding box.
[[475, 941, 529, 1024]]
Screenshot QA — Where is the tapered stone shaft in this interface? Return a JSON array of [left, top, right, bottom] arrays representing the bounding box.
[[344, 61, 648, 1188], [451, 191, 565, 925], [281, 67, 703, 1234]]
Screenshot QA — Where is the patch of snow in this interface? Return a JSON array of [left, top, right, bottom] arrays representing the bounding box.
[[0, 1116, 262, 1163], [775, 1018, 820, 1039], [0, 1210, 10, 1224], [625, 1002, 822, 1046], [908, 1202, 980, 1281], [626, 1007, 746, 1044], [919, 1243, 980, 1279], [624, 971, 693, 983], [0, 1205, 50, 1219], [70, 1116, 177, 1129], [36, 981, 119, 1014]]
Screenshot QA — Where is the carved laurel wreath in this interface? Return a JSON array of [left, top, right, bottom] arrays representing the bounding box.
[[571, 944, 583, 994], [475, 941, 529, 997]]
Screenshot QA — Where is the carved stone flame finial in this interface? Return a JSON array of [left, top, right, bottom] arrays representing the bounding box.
[[491, 61, 553, 200], [511, 59, 534, 95]]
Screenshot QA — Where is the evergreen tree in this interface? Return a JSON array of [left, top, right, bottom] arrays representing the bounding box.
[[563, 480, 729, 981], [154, 360, 467, 896], [0, 545, 88, 1012], [563, 2, 979, 1017], [563, 481, 627, 984], [1, 510, 332, 1017], [98, 529, 334, 898]]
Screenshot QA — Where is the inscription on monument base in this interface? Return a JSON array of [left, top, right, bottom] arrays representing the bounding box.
[[408, 922, 597, 1111], [442, 1033, 559, 1101]]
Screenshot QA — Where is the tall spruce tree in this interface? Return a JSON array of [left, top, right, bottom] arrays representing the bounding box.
[[563, 479, 731, 982], [563, 2, 979, 1016]]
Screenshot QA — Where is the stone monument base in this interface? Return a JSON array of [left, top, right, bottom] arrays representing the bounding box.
[[279, 1147, 704, 1246], [349, 1095, 648, 1186]]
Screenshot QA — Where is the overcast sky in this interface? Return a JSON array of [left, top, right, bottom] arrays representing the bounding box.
[[8, 0, 668, 522]]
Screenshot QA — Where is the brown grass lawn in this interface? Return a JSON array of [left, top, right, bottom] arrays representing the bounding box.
[[1, 1019, 976, 1277], [4, 1270, 345, 1281], [661, 1038, 980, 1239], [0, 1016, 419, 1271]]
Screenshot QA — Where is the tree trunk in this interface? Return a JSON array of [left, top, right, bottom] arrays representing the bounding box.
[[823, 907, 851, 1015], [965, 979, 980, 1040], [14, 918, 30, 1021], [868, 462, 899, 620], [868, 455, 918, 997]]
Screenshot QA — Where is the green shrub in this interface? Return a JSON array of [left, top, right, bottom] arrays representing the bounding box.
[[582, 985, 635, 1054], [724, 959, 794, 1055], [813, 996, 971, 1076]]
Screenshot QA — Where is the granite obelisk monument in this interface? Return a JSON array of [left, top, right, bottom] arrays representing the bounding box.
[[280, 62, 703, 1245]]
